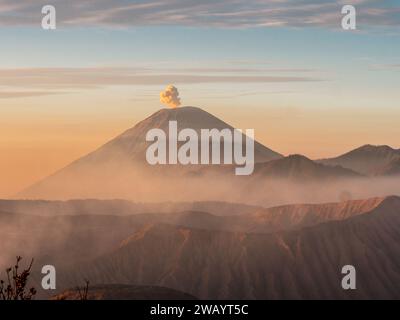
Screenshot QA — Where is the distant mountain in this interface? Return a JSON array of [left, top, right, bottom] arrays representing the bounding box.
[[195, 154, 361, 182], [14, 108, 399, 204], [60, 196, 400, 299], [251, 154, 361, 180], [17, 106, 282, 200], [319, 144, 400, 175]]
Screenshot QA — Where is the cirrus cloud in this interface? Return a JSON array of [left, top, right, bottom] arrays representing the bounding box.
[[0, 0, 398, 29], [0, 66, 323, 91]]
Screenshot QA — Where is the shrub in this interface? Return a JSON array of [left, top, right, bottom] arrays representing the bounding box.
[[0, 256, 36, 300], [77, 279, 90, 300]]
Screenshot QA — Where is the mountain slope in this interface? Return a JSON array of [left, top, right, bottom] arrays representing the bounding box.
[[195, 154, 361, 182], [319, 144, 400, 175], [252, 154, 361, 180], [17, 106, 282, 200], [248, 196, 385, 231], [2, 196, 391, 281], [55, 196, 400, 299], [3, 196, 400, 299], [375, 157, 400, 176]]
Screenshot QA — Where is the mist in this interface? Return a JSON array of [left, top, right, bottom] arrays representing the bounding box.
[[2, 156, 400, 298]]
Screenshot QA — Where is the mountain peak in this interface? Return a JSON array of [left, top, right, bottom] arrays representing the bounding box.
[[285, 154, 312, 162], [157, 105, 204, 113], [148, 106, 207, 119], [128, 105, 232, 134], [355, 144, 396, 153], [115, 105, 283, 162], [320, 144, 400, 175]]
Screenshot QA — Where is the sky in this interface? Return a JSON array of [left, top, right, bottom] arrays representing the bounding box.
[[0, 0, 399, 197]]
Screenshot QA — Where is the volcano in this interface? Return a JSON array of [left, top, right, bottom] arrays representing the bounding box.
[[17, 106, 282, 200], [71, 106, 282, 164]]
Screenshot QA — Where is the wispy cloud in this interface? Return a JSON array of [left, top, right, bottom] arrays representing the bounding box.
[[0, 0, 398, 29], [368, 63, 400, 71], [0, 67, 323, 94], [163, 67, 317, 74], [0, 91, 65, 99]]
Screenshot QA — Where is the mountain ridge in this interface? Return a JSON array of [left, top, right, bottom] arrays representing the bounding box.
[[57, 195, 400, 299], [319, 144, 400, 175]]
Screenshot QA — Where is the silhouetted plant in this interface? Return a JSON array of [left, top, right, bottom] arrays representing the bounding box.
[[76, 279, 90, 300], [0, 256, 36, 300]]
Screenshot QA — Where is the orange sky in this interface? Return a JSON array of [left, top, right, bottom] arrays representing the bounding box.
[[1, 90, 399, 198]]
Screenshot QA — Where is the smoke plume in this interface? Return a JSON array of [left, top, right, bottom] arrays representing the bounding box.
[[160, 85, 181, 108]]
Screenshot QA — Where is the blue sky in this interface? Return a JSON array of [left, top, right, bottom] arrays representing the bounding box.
[[1, 25, 399, 67], [1, 24, 398, 111]]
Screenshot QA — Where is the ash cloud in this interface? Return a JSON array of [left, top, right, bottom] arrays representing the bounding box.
[[160, 84, 181, 108]]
